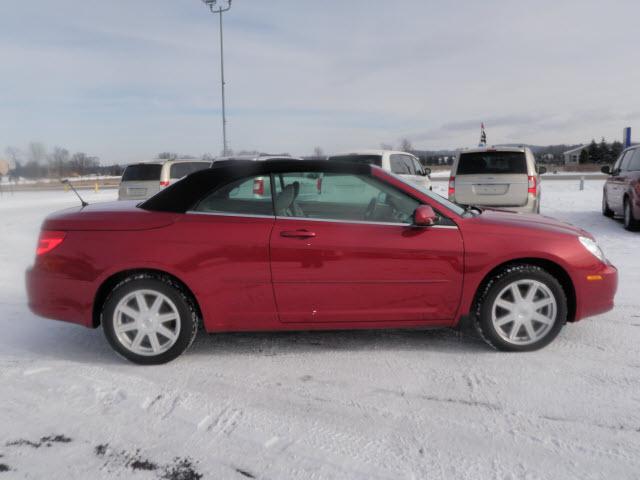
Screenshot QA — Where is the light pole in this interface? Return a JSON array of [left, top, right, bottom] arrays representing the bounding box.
[[201, 0, 233, 156]]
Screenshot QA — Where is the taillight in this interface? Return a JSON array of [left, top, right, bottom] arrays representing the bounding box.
[[316, 176, 323, 194], [528, 175, 537, 195], [253, 178, 265, 196], [448, 176, 455, 197], [160, 180, 170, 187], [36, 230, 66, 256]]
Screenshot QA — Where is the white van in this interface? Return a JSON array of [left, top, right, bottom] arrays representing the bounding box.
[[118, 159, 211, 200], [448, 146, 545, 213], [328, 150, 432, 191]]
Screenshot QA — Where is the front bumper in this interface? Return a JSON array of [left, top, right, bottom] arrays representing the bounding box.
[[26, 266, 94, 327], [573, 262, 618, 321]]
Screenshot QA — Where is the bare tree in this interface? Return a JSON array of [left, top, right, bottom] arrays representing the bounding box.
[[313, 146, 324, 158], [399, 138, 413, 152], [50, 147, 70, 177], [70, 152, 99, 175], [157, 152, 178, 160], [28, 142, 47, 164], [4, 146, 22, 169], [380, 143, 393, 151]]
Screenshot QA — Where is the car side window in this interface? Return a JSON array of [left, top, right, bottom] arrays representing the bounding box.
[[612, 153, 624, 171], [618, 151, 634, 172], [402, 155, 417, 175], [273, 171, 420, 224], [390, 155, 406, 174], [410, 157, 424, 175], [628, 149, 640, 172], [192, 175, 273, 216]]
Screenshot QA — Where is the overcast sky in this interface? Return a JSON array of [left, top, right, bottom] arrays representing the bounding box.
[[1, 0, 639, 164]]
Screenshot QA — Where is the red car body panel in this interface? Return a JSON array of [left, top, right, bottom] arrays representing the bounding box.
[[26, 166, 618, 334], [270, 218, 463, 324]]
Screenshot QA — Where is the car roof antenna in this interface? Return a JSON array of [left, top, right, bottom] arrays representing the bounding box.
[[61, 179, 89, 207]]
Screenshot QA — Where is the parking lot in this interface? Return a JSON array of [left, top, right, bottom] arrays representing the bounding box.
[[0, 179, 638, 479]]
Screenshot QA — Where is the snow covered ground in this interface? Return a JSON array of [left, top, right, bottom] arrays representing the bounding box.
[[0, 183, 638, 479]]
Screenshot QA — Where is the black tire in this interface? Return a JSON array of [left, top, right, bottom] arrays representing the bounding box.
[[623, 197, 639, 231], [101, 274, 199, 365], [602, 193, 614, 217], [474, 264, 567, 352]]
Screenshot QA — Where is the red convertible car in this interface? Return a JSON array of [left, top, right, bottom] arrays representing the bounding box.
[[27, 160, 617, 364]]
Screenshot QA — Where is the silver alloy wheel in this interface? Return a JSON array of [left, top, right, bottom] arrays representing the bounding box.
[[491, 279, 557, 345], [113, 289, 181, 356]]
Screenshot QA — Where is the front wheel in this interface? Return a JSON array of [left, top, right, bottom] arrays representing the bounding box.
[[102, 275, 198, 364], [602, 193, 614, 217], [475, 265, 567, 351], [623, 198, 639, 231]]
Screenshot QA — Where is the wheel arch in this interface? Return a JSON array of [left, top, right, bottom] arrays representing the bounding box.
[[92, 268, 202, 328], [472, 258, 576, 323]]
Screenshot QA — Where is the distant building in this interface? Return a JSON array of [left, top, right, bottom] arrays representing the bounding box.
[[563, 145, 588, 164]]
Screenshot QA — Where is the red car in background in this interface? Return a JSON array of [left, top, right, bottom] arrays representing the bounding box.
[[602, 145, 640, 230], [27, 160, 617, 364]]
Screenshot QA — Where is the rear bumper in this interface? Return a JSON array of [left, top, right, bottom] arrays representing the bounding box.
[[450, 194, 539, 213], [573, 263, 618, 321], [26, 266, 94, 327]]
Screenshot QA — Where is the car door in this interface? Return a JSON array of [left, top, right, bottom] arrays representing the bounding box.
[[626, 149, 640, 211], [269, 170, 464, 325], [181, 174, 278, 330], [408, 155, 431, 191], [605, 153, 623, 211], [389, 154, 418, 188], [610, 150, 633, 213]]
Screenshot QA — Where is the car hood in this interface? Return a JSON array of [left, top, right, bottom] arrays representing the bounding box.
[[468, 208, 591, 238], [42, 201, 179, 231]]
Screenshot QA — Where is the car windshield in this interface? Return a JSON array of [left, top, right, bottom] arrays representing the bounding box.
[[122, 164, 162, 181], [329, 155, 383, 167], [457, 151, 527, 175], [170, 162, 210, 179], [386, 171, 466, 216]]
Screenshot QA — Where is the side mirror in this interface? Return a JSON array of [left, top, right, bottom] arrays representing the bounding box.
[[413, 205, 436, 227], [423, 167, 431, 176], [538, 166, 547, 174], [601, 165, 611, 175]]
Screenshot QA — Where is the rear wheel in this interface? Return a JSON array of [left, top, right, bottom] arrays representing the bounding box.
[[623, 198, 639, 231], [102, 275, 198, 364], [475, 265, 567, 351], [602, 193, 613, 217]]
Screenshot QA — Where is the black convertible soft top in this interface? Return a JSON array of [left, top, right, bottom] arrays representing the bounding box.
[[140, 159, 372, 213]]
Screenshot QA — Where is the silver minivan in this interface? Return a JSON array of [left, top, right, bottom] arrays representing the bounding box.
[[328, 150, 432, 191], [118, 159, 211, 200], [448, 146, 545, 213]]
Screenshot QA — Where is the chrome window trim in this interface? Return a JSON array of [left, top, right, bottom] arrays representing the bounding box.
[[186, 210, 275, 219], [275, 215, 458, 229], [185, 210, 458, 229]]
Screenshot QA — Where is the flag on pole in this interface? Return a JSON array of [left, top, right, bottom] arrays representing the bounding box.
[[479, 123, 487, 147]]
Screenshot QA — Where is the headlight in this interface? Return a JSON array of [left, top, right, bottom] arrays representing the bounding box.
[[579, 236, 606, 263]]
